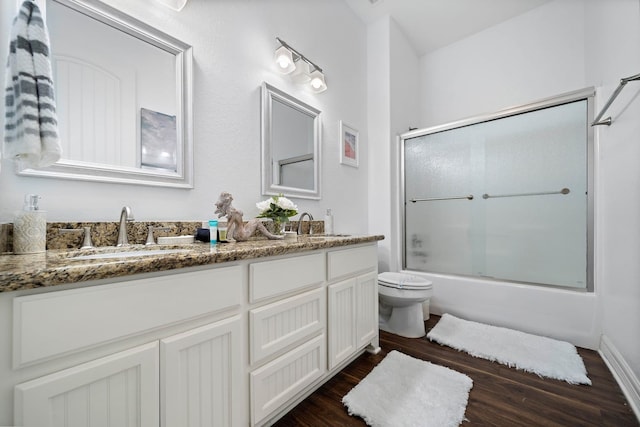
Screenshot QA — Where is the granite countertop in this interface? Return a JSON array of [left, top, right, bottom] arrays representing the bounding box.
[[0, 235, 384, 293]]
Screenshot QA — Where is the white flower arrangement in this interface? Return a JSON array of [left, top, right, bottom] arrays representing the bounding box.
[[256, 194, 298, 223]]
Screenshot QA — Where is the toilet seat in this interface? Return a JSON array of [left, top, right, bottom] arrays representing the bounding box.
[[378, 272, 432, 290]]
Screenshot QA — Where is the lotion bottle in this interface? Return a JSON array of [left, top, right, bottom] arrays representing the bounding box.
[[324, 208, 334, 235], [13, 194, 46, 254]]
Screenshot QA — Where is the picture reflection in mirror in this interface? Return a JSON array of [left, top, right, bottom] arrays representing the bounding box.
[[140, 108, 177, 171]]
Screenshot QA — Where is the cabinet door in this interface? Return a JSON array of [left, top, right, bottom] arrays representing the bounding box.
[[356, 271, 379, 348], [327, 278, 356, 370], [15, 342, 159, 427], [160, 316, 243, 427]]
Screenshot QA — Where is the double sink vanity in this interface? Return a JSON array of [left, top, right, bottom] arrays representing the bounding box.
[[0, 230, 383, 426]]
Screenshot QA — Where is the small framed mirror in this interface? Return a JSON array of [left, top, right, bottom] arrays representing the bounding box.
[[17, 0, 193, 188], [261, 82, 321, 200]]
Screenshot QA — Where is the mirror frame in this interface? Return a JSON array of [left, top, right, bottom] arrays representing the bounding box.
[[261, 82, 321, 200], [17, 0, 194, 188]]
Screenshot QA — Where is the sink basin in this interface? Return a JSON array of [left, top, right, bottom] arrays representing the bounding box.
[[304, 234, 351, 240], [71, 249, 192, 260]]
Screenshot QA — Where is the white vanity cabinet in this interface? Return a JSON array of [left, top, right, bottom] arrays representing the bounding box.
[[249, 244, 379, 426], [327, 246, 379, 370], [3, 240, 381, 427], [248, 253, 327, 426], [11, 265, 244, 427]]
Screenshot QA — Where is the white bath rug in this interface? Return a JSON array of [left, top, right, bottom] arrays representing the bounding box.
[[427, 313, 591, 385], [342, 350, 473, 427]]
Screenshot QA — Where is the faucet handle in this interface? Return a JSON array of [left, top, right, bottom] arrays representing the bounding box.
[[59, 226, 94, 249], [145, 225, 171, 245], [81, 226, 94, 249]]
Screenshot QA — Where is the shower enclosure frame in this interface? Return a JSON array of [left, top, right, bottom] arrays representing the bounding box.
[[398, 87, 595, 291]]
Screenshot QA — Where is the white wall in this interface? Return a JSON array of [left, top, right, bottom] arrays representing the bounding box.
[[420, 0, 587, 127], [0, 0, 369, 235], [410, 0, 640, 415], [585, 0, 640, 417], [367, 17, 392, 271], [367, 16, 420, 272]]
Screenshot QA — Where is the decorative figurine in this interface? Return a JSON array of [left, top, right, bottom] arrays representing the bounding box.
[[214, 192, 283, 241]]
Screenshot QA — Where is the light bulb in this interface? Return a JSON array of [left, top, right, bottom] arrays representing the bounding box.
[[274, 46, 296, 74], [277, 55, 291, 70], [310, 77, 323, 89], [308, 69, 327, 93]]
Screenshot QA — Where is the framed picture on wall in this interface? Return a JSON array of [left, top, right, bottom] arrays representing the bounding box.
[[340, 121, 359, 168]]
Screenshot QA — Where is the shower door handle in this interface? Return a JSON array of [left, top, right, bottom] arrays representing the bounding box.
[[410, 194, 474, 203], [482, 188, 570, 199]]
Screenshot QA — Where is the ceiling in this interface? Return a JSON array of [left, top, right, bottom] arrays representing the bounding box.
[[343, 0, 552, 56]]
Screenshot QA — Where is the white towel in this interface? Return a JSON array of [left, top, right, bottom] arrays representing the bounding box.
[[4, 0, 61, 168]]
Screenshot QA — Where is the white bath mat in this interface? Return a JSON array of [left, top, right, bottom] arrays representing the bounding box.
[[342, 350, 473, 427], [427, 313, 591, 385]]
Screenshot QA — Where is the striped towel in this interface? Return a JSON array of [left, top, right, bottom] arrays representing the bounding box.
[[4, 0, 61, 168]]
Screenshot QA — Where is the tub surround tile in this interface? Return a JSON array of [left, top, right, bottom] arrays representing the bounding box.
[[0, 233, 383, 293]]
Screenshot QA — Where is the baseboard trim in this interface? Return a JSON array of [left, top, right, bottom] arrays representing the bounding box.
[[599, 334, 640, 422]]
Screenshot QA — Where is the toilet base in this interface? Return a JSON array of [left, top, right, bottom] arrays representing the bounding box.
[[379, 304, 426, 338]]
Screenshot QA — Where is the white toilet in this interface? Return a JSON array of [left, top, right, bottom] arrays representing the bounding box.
[[378, 272, 433, 338]]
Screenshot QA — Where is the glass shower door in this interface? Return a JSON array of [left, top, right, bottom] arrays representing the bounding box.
[[403, 100, 589, 289]]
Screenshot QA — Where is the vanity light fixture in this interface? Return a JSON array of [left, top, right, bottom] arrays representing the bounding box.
[[274, 37, 327, 93]]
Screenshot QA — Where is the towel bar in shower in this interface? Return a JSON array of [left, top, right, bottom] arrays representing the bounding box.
[[592, 72, 640, 126], [410, 194, 474, 203], [482, 188, 570, 199]]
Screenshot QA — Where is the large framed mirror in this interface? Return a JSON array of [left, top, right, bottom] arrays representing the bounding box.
[[261, 82, 321, 200], [17, 0, 193, 188]]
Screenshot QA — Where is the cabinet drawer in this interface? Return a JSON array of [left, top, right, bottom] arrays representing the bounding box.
[[250, 288, 325, 365], [327, 244, 377, 281], [249, 253, 325, 303], [14, 266, 242, 367], [250, 334, 326, 425]]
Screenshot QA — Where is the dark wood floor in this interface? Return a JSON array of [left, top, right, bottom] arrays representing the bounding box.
[[275, 315, 639, 427]]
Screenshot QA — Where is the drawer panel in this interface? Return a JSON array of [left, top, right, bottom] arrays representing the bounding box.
[[327, 244, 377, 281], [250, 288, 325, 365], [249, 253, 325, 303], [250, 334, 326, 425], [14, 266, 242, 367]]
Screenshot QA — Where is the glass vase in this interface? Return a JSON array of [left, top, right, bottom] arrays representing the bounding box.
[[272, 218, 288, 235]]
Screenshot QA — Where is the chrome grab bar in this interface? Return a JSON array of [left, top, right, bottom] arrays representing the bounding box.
[[410, 195, 474, 203], [592, 72, 640, 126], [482, 188, 570, 200]]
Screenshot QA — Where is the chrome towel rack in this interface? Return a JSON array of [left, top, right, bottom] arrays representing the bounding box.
[[592, 72, 640, 126], [410, 194, 474, 203], [482, 188, 570, 200]]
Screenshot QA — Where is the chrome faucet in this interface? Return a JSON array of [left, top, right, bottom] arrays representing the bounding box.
[[117, 206, 135, 247], [297, 212, 314, 235]]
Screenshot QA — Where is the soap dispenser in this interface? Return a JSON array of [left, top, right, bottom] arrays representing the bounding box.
[[13, 194, 46, 254], [324, 208, 334, 235]]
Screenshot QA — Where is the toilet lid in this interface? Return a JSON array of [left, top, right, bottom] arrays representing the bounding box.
[[378, 272, 432, 290]]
